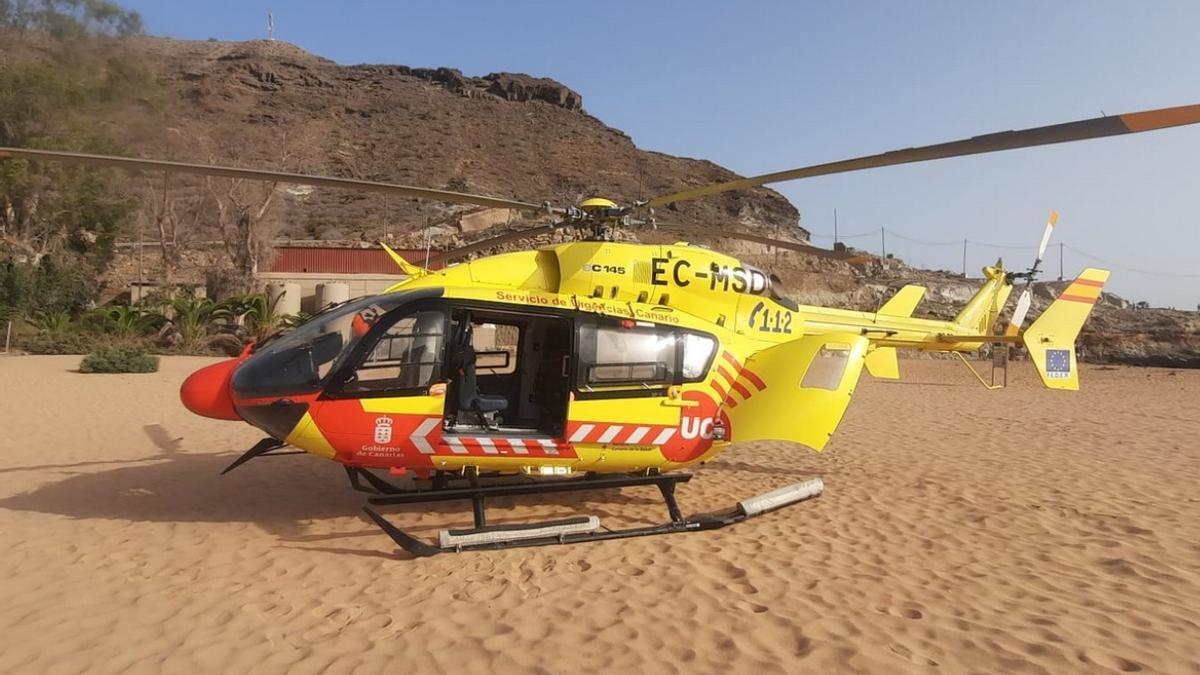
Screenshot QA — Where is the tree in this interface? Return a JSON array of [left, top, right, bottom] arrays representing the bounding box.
[[0, 1, 153, 313], [205, 172, 282, 293], [1, 0, 143, 38]]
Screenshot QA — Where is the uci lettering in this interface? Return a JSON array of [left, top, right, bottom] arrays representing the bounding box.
[[680, 416, 715, 440]]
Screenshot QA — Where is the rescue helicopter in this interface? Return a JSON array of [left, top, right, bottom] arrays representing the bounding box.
[[2, 103, 1198, 556]]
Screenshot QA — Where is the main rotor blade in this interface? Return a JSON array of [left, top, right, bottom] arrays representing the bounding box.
[[425, 222, 566, 266], [656, 224, 849, 259], [0, 147, 550, 213], [644, 103, 1200, 208]]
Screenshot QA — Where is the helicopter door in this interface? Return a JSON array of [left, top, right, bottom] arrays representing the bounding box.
[[312, 306, 450, 467], [566, 319, 683, 465], [723, 333, 869, 451]]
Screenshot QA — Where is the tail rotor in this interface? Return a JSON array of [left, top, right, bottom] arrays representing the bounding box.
[[1005, 210, 1058, 336]]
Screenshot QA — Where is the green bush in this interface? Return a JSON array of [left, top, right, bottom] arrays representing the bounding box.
[[79, 345, 159, 373], [20, 330, 103, 354]]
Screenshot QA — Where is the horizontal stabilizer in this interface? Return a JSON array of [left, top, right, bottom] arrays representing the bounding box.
[[1023, 268, 1110, 390]]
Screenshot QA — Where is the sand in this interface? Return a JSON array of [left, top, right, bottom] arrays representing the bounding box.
[[1, 355, 1198, 674]]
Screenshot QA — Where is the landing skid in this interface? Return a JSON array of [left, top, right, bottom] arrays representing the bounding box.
[[362, 473, 824, 557]]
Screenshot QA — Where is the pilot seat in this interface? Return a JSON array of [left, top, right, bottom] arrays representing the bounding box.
[[450, 322, 508, 431]]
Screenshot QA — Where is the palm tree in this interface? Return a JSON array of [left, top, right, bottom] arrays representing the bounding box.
[[91, 305, 163, 338], [167, 296, 217, 349]]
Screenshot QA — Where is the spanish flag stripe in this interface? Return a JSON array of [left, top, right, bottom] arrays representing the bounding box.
[[1074, 278, 1106, 288], [1058, 294, 1098, 304]]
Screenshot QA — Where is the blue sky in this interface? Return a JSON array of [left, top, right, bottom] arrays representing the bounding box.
[[123, 1, 1200, 307]]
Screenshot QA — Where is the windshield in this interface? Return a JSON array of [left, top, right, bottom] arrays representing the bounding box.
[[231, 293, 409, 399]]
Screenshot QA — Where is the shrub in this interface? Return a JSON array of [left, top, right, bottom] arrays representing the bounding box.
[[88, 304, 165, 337], [79, 345, 159, 373], [20, 330, 103, 354], [166, 295, 217, 349]]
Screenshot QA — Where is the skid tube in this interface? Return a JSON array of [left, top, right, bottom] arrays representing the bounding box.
[[362, 472, 824, 557]]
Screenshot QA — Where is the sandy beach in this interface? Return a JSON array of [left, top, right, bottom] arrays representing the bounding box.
[[1, 355, 1197, 674]]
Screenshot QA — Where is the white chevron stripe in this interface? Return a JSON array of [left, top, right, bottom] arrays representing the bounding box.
[[652, 428, 676, 445], [412, 417, 439, 455], [538, 438, 559, 455], [477, 437, 498, 454], [625, 426, 651, 444], [512, 439, 531, 455], [569, 424, 594, 443], [597, 425, 623, 443], [445, 437, 468, 454]]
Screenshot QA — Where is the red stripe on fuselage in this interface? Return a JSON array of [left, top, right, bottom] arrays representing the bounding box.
[[709, 379, 735, 407]]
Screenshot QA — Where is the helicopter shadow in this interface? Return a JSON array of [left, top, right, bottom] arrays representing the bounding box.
[[0, 425, 668, 543]]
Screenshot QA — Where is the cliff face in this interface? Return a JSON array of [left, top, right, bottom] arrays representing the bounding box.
[[87, 37, 802, 245]]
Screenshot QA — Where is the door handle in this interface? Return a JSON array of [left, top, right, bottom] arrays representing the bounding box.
[[662, 398, 699, 408], [662, 385, 698, 407]]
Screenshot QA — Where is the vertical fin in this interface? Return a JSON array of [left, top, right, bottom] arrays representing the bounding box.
[[864, 347, 900, 379], [866, 285, 924, 380], [1023, 268, 1109, 391]]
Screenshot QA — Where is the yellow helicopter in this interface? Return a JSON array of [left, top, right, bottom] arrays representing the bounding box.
[[2, 103, 1197, 556]]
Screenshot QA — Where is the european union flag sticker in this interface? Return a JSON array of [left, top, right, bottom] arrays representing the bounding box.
[[1045, 349, 1072, 379]]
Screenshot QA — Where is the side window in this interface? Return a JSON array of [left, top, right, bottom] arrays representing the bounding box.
[[680, 332, 716, 381], [344, 310, 445, 393], [577, 321, 676, 389], [471, 322, 520, 375]]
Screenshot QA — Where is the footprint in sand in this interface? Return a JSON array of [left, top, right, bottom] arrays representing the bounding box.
[[242, 600, 293, 619], [454, 578, 511, 602], [734, 599, 768, 614], [1078, 649, 1144, 673]]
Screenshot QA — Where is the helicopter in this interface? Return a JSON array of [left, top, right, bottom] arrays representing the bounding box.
[[2, 102, 1197, 556]]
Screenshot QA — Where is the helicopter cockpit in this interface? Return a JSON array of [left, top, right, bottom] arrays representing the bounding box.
[[230, 292, 411, 400]]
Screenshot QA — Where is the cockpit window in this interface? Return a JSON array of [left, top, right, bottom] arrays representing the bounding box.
[[231, 293, 408, 399]]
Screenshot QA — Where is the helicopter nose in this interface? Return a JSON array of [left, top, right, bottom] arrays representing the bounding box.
[[180, 358, 244, 421]]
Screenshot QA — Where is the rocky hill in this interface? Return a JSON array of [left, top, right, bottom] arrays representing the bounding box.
[[6, 33, 1195, 368], [59, 36, 802, 246]]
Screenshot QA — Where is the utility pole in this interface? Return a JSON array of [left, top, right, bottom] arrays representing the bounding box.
[[1059, 242, 1064, 281], [267, 11, 275, 41], [833, 208, 838, 247], [880, 228, 886, 259], [962, 239, 968, 277]]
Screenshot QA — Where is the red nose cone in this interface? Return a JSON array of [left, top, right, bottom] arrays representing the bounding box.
[[180, 358, 243, 420]]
